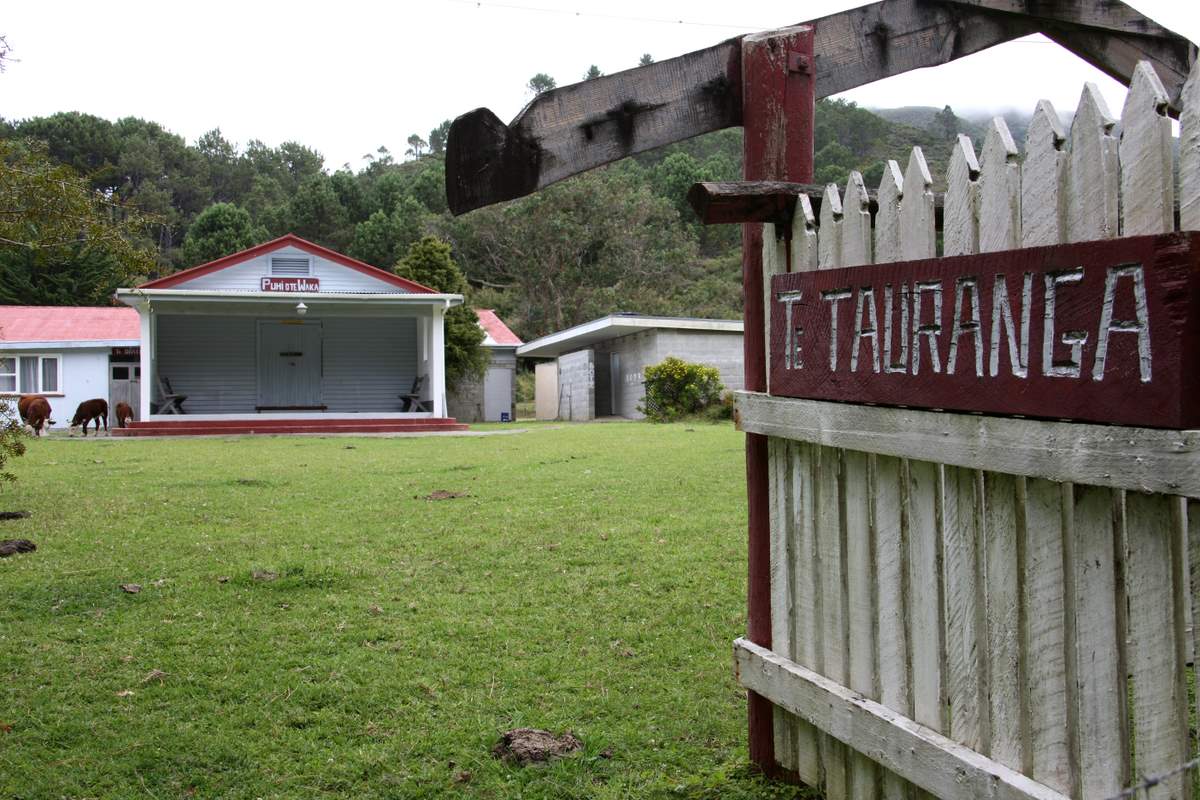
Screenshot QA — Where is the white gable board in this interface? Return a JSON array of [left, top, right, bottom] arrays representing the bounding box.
[[170, 245, 411, 294]]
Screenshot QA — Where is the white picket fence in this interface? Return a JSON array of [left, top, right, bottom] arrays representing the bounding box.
[[735, 58, 1200, 800]]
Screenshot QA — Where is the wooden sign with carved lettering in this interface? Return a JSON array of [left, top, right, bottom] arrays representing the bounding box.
[[769, 232, 1200, 429]]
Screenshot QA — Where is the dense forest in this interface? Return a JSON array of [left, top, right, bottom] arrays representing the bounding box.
[[0, 94, 1015, 341]]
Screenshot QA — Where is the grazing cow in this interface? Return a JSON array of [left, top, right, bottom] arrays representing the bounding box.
[[71, 398, 108, 437], [114, 402, 134, 428], [17, 394, 47, 424], [19, 396, 52, 437]]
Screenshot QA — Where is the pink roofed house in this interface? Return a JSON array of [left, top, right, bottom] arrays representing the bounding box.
[[1, 306, 141, 428]]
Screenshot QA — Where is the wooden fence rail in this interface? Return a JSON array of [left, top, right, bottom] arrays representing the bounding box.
[[738, 57, 1200, 800]]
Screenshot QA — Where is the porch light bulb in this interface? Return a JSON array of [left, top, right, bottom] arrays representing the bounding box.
[[295, 302, 308, 316]]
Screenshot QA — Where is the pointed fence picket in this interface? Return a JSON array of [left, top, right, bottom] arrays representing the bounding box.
[[748, 57, 1200, 800]]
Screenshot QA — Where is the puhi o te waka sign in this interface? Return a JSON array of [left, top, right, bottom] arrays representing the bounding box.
[[769, 232, 1200, 429]]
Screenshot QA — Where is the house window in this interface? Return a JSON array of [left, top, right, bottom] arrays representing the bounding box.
[[110, 365, 140, 381], [1, 355, 60, 393], [270, 256, 311, 276], [0, 358, 14, 392]]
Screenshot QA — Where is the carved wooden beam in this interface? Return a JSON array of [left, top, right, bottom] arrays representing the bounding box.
[[808, 0, 1040, 98], [446, 40, 741, 217], [447, 0, 1197, 215], [940, 0, 1196, 109], [939, 0, 1177, 38], [1039, 25, 1195, 111]]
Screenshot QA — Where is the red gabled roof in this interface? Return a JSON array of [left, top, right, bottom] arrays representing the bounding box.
[[0, 306, 140, 342], [139, 233, 438, 293], [476, 309, 522, 346]]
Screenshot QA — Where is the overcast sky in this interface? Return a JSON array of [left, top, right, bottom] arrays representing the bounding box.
[[2, 0, 1198, 171]]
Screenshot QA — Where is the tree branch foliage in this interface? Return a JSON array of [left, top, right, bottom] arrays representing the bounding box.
[[0, 139, 157, 304], [394, 236, 487, 389]]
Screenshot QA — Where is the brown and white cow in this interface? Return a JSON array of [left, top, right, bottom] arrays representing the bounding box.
[[114, 402, 134, 428], [17, 395, 53, 437], [71, 398, 108, 437]]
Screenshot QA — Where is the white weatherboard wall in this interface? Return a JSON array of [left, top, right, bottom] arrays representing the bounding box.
[[321, 317, 418, 411], [156, 315, 257, 413], [169, 245, 407, 294], [0, 348, 111, 428], [155, 314, 417, 414]]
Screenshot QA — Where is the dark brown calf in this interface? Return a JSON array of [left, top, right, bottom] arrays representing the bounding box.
[[71, 398, 108, 436], [115, 402, 134, 428], [20, 396, 52, 437]]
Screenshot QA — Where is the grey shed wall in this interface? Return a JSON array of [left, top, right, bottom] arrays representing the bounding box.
[[655, 329, 744, 393], [447, 349, 517, 423], [591, 328, 743, 419], [593, 329, 659, 419], [556, 349, 594, 421]]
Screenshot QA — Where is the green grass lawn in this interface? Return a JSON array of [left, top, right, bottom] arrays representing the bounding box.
[[0, 422, 809, 799]]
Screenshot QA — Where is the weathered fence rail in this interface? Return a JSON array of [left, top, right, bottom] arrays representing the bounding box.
[[735, 57, 1200, 800]]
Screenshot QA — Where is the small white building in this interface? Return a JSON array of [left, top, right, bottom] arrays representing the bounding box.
[[446, 310, 523, 423], [0, 306, 140, 428], [519, 313, 744, 420], [109, 234, 466, 435]]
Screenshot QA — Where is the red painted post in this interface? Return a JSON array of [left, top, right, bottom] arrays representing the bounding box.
[[740, 26, 815, 778]]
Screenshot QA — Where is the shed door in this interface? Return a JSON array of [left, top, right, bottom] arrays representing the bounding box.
[[108, 364, 141, 420], [257, 321, 322, 407], [483, 364, 512, 421]]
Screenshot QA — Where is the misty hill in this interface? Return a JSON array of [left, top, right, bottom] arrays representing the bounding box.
[[871, 105, 1078, 153]]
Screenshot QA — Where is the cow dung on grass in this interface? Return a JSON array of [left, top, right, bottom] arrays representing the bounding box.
[[0, 539, 35, 558], [492, 728, 582, 766]]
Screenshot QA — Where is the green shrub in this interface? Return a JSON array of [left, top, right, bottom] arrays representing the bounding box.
[[699, 391, 735, 423], [640, 357, 724, 423]]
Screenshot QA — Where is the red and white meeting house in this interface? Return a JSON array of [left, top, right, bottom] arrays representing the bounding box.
[[112, 234, 467, 435]]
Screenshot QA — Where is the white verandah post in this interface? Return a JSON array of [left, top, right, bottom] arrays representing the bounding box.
[[138, 306, 153, 422], [430, 304, 446, 417]]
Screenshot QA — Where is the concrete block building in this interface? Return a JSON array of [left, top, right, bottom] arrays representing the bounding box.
[[519, 313, 743, 421]]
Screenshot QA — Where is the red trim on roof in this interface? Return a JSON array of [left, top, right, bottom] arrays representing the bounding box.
[[139, 233, 437, 293], [0, 306, 140, 342], [475, 309, 522, 345]]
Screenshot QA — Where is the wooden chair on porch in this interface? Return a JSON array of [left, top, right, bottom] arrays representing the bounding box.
[[400, 375, 431, 413], [156, 376, 187, 415]]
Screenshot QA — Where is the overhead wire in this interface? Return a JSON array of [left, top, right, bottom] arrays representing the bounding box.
[[441, 0, 769, 31], [441, 0, 1067, 42]]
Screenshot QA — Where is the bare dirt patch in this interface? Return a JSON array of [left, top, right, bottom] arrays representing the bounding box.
[[492, 728, 583, 766], [422, 490, 468, 501]]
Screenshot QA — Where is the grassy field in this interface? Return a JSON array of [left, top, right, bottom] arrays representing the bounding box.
[[0, 422, 811, 799]]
